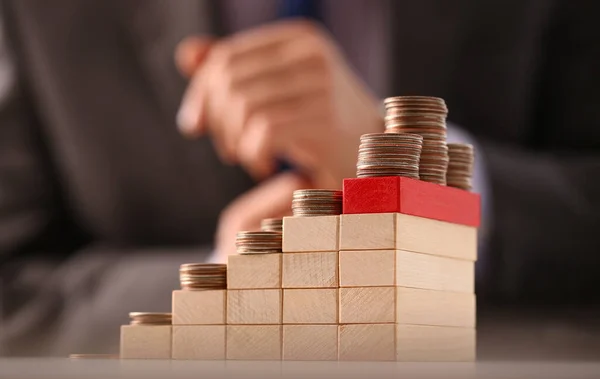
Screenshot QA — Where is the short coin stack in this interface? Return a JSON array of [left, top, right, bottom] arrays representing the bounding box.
[[236, 231, 283, 254], [179, 263, 227, 290], [447, 143, 475, 191], [128, 312, 172, 326], [356, 133, 423, 179], [291, 189, 343, 216], [260, 218, 283, 233], [384, 96, 449, 185]]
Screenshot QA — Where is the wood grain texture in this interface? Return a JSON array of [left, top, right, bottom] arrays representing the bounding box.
[[172, 325, 225, 360], [282, 216, 339, 252], [396, 213, 477, 261], [282, 252, 338, 288], [396, 287, 476, 327], [226, 325, 282, 360], [339, 213, 396, 250], [338, 324, 395, 361], [396, 250, 474, 293], [172, 290, 226, 325], [340, 213, 477, 261], [227, 289, 282, 324], [396, 325, 476, 361], [227, 253, 281, 289], [283, 289, 338, 324], [120, 325, 171, 359], [282, 325, 338, 361], [339, 250, 395, 287], [339, 287, 395, 324], [342, 176, 481, 227]]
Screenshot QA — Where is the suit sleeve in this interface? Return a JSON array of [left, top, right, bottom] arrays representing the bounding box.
[[476, 0, 600, 303], [0, 13, 59, 261]]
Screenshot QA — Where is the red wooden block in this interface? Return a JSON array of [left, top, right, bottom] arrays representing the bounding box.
[[343, 176, 481, 227]]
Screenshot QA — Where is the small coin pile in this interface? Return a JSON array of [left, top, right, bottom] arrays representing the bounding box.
[[260, 218, 283, 233], [69, 354, 120, 359], [179, 263, 227, 290], [384, 96, 449, 185], [128, 312, 172, 326], [291, 189, 343, 216], [236, 231, 283, 254], [447, 143, 475, 191], [356, 133, 423, 178]]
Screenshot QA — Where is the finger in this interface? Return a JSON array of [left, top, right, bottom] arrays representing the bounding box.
[[215, 171, 310, 257], [223, 28, 330, 88], [219, 67, 328, 160], [236, 117, 275, 181], [176, 72, 208, 137], [175, 36, 214, 77], [234, 96, 331, 180]]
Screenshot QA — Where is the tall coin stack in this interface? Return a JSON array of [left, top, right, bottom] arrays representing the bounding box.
[[356, 133, 423, 179], [179, 263, 227, 290], [291, 189, 343, 217], [260, 218, 283, 233], [236, 231, 283, 254], [128, 312, 172, 325], [384, 96, 449, 185], [447, 143, 475, 191]]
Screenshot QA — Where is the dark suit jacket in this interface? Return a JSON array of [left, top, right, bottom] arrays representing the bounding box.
[[0, 0, 599, 355]]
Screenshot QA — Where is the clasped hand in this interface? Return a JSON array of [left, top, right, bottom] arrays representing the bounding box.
[[176, 20, 383, 260]]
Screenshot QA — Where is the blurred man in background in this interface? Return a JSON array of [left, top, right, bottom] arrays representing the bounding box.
[[0, 0, 598, 357]]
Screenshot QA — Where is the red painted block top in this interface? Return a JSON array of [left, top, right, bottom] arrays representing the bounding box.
[[343, 176, 481, 227]]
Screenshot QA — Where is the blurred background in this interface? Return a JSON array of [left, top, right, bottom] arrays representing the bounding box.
[[0, 0, 599, 360]]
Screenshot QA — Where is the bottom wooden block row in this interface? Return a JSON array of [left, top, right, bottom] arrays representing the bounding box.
[[121, 324, 475, 361]]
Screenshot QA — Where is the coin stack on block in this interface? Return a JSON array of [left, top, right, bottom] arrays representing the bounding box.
[[260, 218, 283, 233], [128, 312, 172, 326], [356, 133, 423, 179], [236, 231, 283, 254], [447, 143, 475, 191], [384, 96, 449, 185], [179, 263, 227, 290], [291, 189, 343, 216]]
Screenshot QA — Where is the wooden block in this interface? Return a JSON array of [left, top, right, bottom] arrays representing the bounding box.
[[226, 325, 282, 360], [227, 289, 282, 324], [396, 325, 476, 361], [338, 324, 395, 361], [227, 253, 281, 289], [282, 325, 338, 361], [172, 290, 226, 325], [339, 287, 395, 324], [282, 252, 338, 288], [396, 287, 476, 327], [283, 289, 338, 324], [120, 325, 171, 359], [339, 250, 395, 287], [282, 215, 339, 252], [396, 250, 474, 293], [342, 176, 481, 227], [339, 213, 477, 261], [172, 325, 225, 360]]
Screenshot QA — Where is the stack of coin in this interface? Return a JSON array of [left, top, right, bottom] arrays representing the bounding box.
[[446, 143, 475, 190], [236, 231, 283, 254], [356, 133, 423, 178], [260, 218, 283, 233], [179, 263, 227, 290], [384, 96, 449, 185], [128, 312, 172, 325], [291, 189, 343, 216]]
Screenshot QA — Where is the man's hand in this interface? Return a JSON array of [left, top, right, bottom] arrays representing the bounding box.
[[175, 20, 383, 257]]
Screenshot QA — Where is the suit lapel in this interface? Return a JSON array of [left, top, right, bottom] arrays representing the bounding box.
[[122, 0, 220, 123]]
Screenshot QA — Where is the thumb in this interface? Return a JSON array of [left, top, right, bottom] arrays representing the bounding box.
[[215, 172, 312, 257], [175, 36, 213, 78]]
